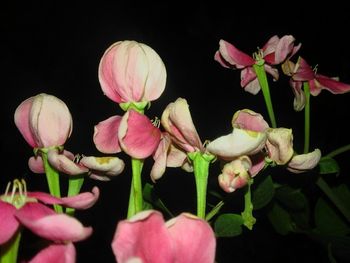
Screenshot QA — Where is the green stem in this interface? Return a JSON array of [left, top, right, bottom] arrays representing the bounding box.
[[127, 158, 144, 218], [316, 177, 350, 223], [188, 152, 215, 219], [325, 144, 350, 159], [0, 231, 21, 263], [303, 82, 311, 154], [253, 63, 277, 128], [66, 176, 85, 216], [41, 151, 63, 213], [241, 179, 256, 230]]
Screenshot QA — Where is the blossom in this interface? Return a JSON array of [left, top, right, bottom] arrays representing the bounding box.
[[283, 57, 350, 110], [15, 93, 125, 180], [0, 179, 98, 261], [111, 210, 216, 263], [98, 40, 167, 105], [287, 149, 322, 174], [215, 35, 301, 94]]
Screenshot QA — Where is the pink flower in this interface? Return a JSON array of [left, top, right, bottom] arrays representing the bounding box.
[[215, 35, 301, 94], [94, 109, 161, 159], [111, 210, 216, 263], [0, 179, 98, 262], [98, 40, 167, 104], [287, 149, 322, 174], [283, 57, 350, 110]]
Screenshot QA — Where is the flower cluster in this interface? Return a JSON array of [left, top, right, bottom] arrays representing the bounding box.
[[2, 34, 350, 263]]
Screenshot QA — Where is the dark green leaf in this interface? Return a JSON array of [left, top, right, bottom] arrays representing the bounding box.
[[319, 157, 340, 174], [252, 175, 275, 210], [214, 213, 243, 237], [267, 202, 295, 235], [275, 186, 308, 211]]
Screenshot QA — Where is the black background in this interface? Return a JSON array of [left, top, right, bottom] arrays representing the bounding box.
[[1, 2, 350, 262]]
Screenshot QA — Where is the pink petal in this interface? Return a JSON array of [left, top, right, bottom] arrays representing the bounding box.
[[118, 110, 161, 159], [166, 144, 188, 168], [262, 35, 280, 56], [80, 156, 125, 176], [166, 213, 216, 263], [14, 96, 38, 147], [112, 210, 174, 263], [264, 64, 279, 81], [314, 74, 350, 95], [287, 149, 321, 173], [266, 128, 294, 165], [217, 40, 255, 68], [47, 149, 89, 175], [240, 67, 257, 89], [28, 156, 45, 173], [274, 35, 298, 64], [214, 51, 231, 68], [93, 115, 122, 154], [249, 153, 266, 177], [150, 133, 172, 181], [28, 243, 76, 263], [232, 109, 269, 132], [207, 128, 266, 159], [0, 201, 19, 245], [161, 98, 203, 152], [30, 94, 72, 147], [244, 78, 261, 95], [289, 79, 306, 111], [16, 202, 92, 242], [293, 57, 315, 81]]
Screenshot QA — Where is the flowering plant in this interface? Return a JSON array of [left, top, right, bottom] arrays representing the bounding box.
[[1, 32, 350, 263]]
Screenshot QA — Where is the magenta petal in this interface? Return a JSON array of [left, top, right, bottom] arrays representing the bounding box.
[[214, 51, 230, 68], [14, 96, 38, 147], [232, 109, 269, 132], [93, 115, 122, 154], [218, 40, 255, 68], [47, 149, 88, 175], [119, 110, 161, 159], [16, 202, 92, 242], [240, 67, 257, 88], [166, 213, 216, 263], [112, 210, 174, 263], [293, 57, 315, 81], [315, 74, 350, 95], [61, 187, 100, 210], [28, 243, 76, 263], [0, 201, 19, 245], [28, 156, 45, 173], [274, 35, 297, 64]]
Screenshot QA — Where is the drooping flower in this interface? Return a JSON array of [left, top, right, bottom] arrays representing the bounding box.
[[98, 40, 167, 109], [111, 210, 216, 263], [283, 57, 350, 111], [215, 35, 301, 94], [15, 93, 125, 180], [0, 179, 97, 262], [287, 149, 322, 173]]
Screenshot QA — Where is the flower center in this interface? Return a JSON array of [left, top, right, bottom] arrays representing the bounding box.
[[0, 179, 29, 209], [253, 48, 265, 65], [151, 116, 161, 128], [313, 64, 319, 74]]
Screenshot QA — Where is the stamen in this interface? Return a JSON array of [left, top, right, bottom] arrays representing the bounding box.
[[4, 181, 11, 196], [74, 153, 84, 163], [151, 116, 161, 128], [203, 140, 210, 148], [3, 179, 28, 208], [313, 64, 319, 74]]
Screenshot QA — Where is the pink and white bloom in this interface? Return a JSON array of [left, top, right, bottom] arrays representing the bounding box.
[[0, 179, 98, 262], [283, 57, 350, 111], [112, 210, 216, 263], [98, 40, 167, 105], [287, 149, 322, 174], [215, 35, 301, 94]]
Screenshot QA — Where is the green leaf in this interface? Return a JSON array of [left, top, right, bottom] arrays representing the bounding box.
[[275, 186, 308, 211], [332, 184, 350, 211], [319, 157, 340, 174], [214, 213, 243, 237], [143, 183, 174, 217], [314, 197, 350, 236], [206, 201, 224, 222], [267, 202, 295, 235], [252, 175, 275, 210]]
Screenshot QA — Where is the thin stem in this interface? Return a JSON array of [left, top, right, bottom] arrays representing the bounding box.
[[253, 63, 277, 128], [241, 179, 256, 230], [41, 151, 63, 213], [127, 158, 144, 218], [66, 176, 85, 216], [325, 144, 350, 159], [303, 82, 311, 154], [0, 231, 21, 263], [316, 177, 350, 223]]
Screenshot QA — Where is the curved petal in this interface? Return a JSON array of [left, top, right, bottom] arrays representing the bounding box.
[[150, 133, 171, 181], [314, 74, 350, 95], [232, 109, 269, 132], [0, 201, 19, 245], [287, 149, 321, 173], [217, 39, 255, 68], [30, 94, 72, 147], [80, 156, 125, 176], [118, 110, 161, 159], [14, 96, 38, 147], [274, 35, 298, 64], [47, 149, 88, 175], [264, 64, 279, 81], [266, 128, 294, 165], [207, 128, 267, 159], [262, 35, 280, 58], [161, 98, 203, 152], [214, 51, 231, 68], [112, 210, 173, 263], [28, 243, 76, 263], [293, 57, 315, 81], [249, 153, 266, 177], [16, 202, 92, 242], [290, 79, 306, 111], [28, 156, 45, 173], [93, 115, 122, 154], [166, 213, 216, 263], [244, 78, 261, 95], [240, 67, 257, 88]]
